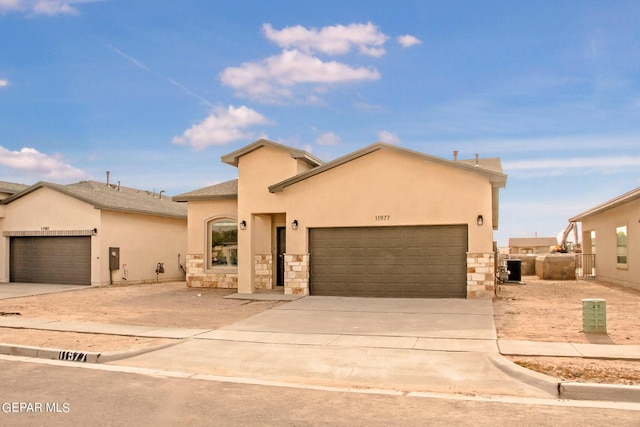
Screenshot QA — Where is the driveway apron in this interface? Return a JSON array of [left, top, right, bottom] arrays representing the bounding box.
[[108, 296, 557, 397]]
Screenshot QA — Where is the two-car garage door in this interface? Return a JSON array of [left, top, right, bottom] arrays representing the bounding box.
[[10, 237, 91, 285], [309, 225, 468, 298]]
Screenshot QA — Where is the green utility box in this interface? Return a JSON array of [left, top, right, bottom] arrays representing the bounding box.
[[582, 299, 607, 334]]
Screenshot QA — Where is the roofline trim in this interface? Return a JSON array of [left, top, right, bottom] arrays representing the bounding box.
[[268, 142, 507, 193], [2, 181, 187, 220], [172, 194, 238, 202], [221, 139, 323, 168], [570, 186, 640, 221]]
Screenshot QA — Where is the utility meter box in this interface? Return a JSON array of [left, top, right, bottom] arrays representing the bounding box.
[[109, 247, 120, 271], [582, 298, 606, 334]]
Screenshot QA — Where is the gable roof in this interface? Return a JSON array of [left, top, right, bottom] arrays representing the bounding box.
[[509, 237, 558, 247], [0, 181, 30, 196], [2, 181, 187, 219], [268, 142, 507, 193], [221, 138, 323, 168], [173, 179, 238, 202], [570, 186, 640, 221]]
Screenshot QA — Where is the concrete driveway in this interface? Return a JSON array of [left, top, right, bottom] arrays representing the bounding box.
[[109, 296, 558, 398], [0, 282, 87, 300]]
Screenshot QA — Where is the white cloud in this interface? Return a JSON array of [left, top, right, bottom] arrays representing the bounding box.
[[377, 130, 401, 145], [316, 131, 340, 146], [220, 49, 380, 102], [0, 0, 95, 15], [503, 156, 640, 176], [0, 79, 8, 87], [397, 35, 422, 48], [0, 146, 88, 181], [262, 22, 388, 57], [172, 105, 271, 150]]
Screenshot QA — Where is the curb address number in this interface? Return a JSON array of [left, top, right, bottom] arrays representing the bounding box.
[[375, 215, 390, 221]]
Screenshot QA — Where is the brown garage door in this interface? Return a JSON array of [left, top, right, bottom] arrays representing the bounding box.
[[309, 225, 468, 298], [10, 237, 91, 285]]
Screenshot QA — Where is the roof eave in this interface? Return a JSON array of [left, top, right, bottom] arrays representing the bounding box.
[[570, 186, 640, 222], [222, 139, 323, 168], [172, 194, 238, 202], [269, 142, 508, 193]]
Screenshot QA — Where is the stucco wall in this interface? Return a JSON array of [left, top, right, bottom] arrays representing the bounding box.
[[182, 199, 238, 288], [0, 188, 100, 283], [99, 210, 187, 284], [233, 146, 498, 295], [0, 187, 187, 286], [237, 146, 304, 290], [579, 198, 639, 290], [274, 149, 494, 255]]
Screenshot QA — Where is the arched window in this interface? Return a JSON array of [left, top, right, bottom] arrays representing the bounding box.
[[207, 219, 238, 268]]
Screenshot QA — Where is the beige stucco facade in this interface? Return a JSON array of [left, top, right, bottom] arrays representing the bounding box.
[[177, 140, 507, 299], [571, 188, 639, 290], [0, 185, 187, 285]]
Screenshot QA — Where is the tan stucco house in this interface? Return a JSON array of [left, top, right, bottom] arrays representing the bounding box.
[[174, 139, 507, 298], [508, 237, 557, 254], [570, 186, 639, 290], [0, 180, 187, 286]]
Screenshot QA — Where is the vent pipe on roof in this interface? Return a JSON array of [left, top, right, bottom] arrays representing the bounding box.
[[117, 181, 121, 191], [453, 150, 458, 161], [106, 171, 110, 186], [475, 153, 479, 166]]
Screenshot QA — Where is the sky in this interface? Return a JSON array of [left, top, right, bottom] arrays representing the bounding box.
[[1, 0, 639, 246]]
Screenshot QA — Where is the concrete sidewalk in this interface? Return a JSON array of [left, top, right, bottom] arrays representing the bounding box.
[[1, 295, 640, 402]]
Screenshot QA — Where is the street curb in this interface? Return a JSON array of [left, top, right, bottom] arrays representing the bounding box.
[[0, 340, 183, 364], [97, 340, 185, 363], [559, 382, 640, 403], [0, 343, 99, 363], [493, 352, 640, 403], [489, 353, 560, 398]]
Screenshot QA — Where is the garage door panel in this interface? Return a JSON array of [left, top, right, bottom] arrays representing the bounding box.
[[309, 225, 468, 298], [10, 237, 91, 285]]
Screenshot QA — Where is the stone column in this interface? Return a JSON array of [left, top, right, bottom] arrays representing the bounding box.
[[466, 252, 496, 298], [254, 254, 273, 289], [284, 254, 310, 295]]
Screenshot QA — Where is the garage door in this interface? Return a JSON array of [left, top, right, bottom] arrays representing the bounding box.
[[10, 237, 91, 285], [309, 225, 468, 298]]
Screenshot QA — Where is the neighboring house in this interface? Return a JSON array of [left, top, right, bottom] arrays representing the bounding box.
[[0, 181, 29, 202], [570, 186, 640, 290], [508, 237, 557, 254], [0, 180, 187, 286], [174, 139, 507, 299]]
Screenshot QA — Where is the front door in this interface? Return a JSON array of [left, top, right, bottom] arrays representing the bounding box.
[[276, 227, 286, 286]]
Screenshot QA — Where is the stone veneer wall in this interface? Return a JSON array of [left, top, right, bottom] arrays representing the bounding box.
[[185, 254, 238, 288], [466, 252, 496, 298], [284, 254, 309, 295], [254, 254, 273, 290]]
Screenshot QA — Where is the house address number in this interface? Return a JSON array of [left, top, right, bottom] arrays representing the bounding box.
[[375, 215, 390, 221]]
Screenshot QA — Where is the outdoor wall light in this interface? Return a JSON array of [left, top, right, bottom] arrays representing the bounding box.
[[239, 220, 247, 230], [291, 219, 299, 230], [92, 228, 98, 236], [477, 215, 484, 226]]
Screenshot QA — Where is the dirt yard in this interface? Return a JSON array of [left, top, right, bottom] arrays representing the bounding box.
[[0, 282, 283, 352], [1, 278, 639, 385], [494, 276, 640, 385]]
